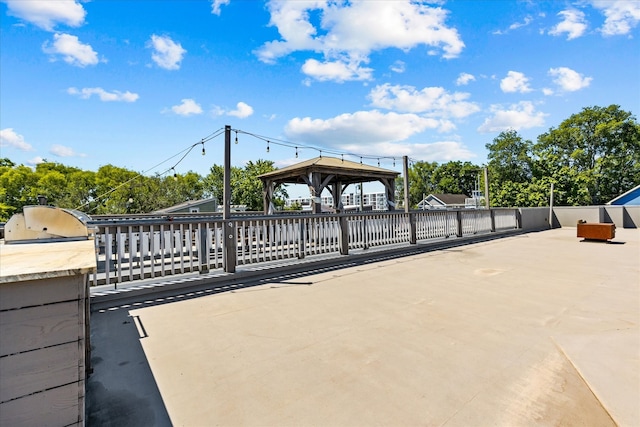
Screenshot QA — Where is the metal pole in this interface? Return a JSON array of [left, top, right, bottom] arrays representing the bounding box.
[[403, 156, 410, 213], [549, 182, 554, 229], [359, 182, 364, 212], [223, 125, 236, 273]]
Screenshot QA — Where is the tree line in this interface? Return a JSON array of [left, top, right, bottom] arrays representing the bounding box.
[[405, 105, 639, 208], [1, 104, 638, 221]]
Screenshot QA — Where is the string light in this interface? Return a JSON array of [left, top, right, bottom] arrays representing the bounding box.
[[231, 128, 408, 172], [201, 141, 206, 156], [266, 140, 270, 153], [235, 131, 238, 144]]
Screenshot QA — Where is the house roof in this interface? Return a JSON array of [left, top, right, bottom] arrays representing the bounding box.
[[258, 156, 399, 186], [607, 184, 640, 206], [153, 197, 217, 214], [428, 193, 469, 205]]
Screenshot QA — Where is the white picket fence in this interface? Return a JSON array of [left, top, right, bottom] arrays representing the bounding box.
[[91, 209, 519, 287]]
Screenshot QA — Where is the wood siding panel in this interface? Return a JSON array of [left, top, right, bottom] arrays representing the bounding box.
[[0, 381, 83, 427], [0, 341, 81, 403], [0, 301, 81, 357], [0, 275, 84, 311]]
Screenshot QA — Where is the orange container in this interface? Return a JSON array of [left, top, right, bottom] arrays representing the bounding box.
[[576, 222, 616, 241]]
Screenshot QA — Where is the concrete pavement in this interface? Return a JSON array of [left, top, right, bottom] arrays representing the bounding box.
[[87, 228, 639, 426]]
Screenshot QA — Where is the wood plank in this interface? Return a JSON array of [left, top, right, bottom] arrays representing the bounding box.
[[0, 275, 84, 311], [0, 341, 81, 403], [0, 381, 83, 427], [0, 301, 81, 357]]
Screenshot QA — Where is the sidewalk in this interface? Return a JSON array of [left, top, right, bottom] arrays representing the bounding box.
[[87, 228, 639, 426]]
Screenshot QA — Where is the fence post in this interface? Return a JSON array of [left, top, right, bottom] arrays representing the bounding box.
[[456, 210, 463, 237], [298, 220, 306, 259], [339, 215, 349, 255], [223, 220, 237, 273], [409, 212, 417, 244], [490, 209, 496, 232], [199, 225, 209, 274]]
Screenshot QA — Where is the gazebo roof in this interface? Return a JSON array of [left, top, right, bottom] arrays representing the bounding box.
[[258, 156, 399, 186]]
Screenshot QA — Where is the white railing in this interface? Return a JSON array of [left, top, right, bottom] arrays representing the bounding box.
[[90, 209, 519, 287]]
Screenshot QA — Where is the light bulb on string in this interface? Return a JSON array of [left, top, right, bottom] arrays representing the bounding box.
[[235, 131, 238, 144], [360, 157, 362, 164], [341, 154, 344, 163], [377, 158, 380, 167], [266, 141, 270, 153], [295, 147, 298, 158], [393, 158, 396, 167], [201, 142, 206, 156], [319, 150, 322, 158]]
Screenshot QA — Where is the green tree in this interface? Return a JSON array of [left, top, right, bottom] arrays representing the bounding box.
[[203, 160, 287, 211], [432, 161, 480, 197], [408, 161, 438, 207], [535, 105, 640, 205]]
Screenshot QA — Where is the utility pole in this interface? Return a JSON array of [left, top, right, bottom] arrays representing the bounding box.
[[223, 125, 236, 273], [483, 167, 490, 209], [403, 156, 410, 213], [549, 182, 554, 229]]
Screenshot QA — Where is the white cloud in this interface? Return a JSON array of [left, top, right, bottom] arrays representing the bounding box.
[[0, 128, 33, 151], [148, 34, 186, 70], [255, 1, 464, 82], [549, 9, 588, 40], [228, 102, 254, 118], [285, 110, 442, 147], [542, 88, 554, 96], [169, 99, 203, 116], [368, 84, 480, 122], [548, 67, 592, 91], [301, 58, 373, 82], [4, 0, 86, 31], [28, 156, 45, 166], [455, 72, 475, 86], [42, 33, 99, 67], [340, 141, 475, 162], [478, 101, 547, 133], [49, 144, 85, 157], [500, 71, 532, 93], [67, 87, 139, 102], [390, 60, 406, 73], [493, 15, 533, 34], [591, 0, 640, 36], [211, 0, 230, 15], [213, 102, 254, 118]]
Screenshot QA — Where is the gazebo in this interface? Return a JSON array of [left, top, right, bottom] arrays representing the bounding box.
[[258, 156, 400, 214]]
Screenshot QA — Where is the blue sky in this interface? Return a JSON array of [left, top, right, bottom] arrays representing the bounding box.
[[1, 0, 639, 197]]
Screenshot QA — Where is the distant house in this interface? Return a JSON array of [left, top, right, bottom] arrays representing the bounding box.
[[607, 185, 640, 206], [154, 198, 218, 214], [417, 193, 469, 210]]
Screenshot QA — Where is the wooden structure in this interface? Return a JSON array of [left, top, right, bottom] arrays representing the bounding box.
[[258, 157, 400, 214], [0, 239, 96, 426], [577, 221, 616, 241]]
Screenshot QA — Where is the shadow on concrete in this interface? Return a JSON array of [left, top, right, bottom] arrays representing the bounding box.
[[86, 308, 172, 426]]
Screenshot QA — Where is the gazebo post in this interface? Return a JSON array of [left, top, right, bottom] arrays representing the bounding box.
[[383, 178, 396, 211], [262, 178, 274, 214]]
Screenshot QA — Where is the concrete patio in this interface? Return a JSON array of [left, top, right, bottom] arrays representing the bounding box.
[[87, 227, 639, 426]]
